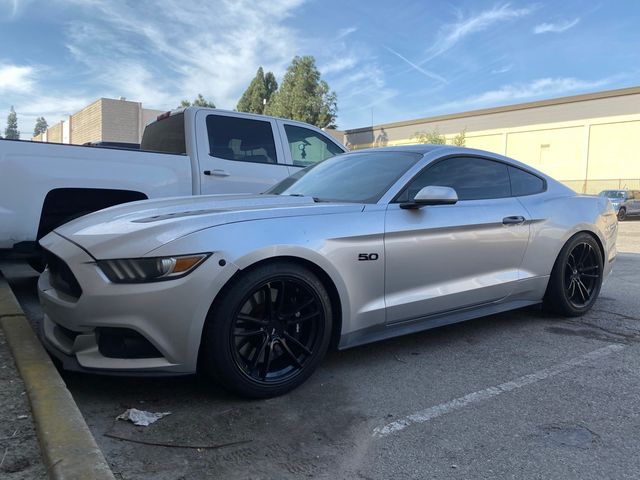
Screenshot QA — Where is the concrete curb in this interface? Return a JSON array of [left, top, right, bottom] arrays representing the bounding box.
[[0, 273, 115, 480]]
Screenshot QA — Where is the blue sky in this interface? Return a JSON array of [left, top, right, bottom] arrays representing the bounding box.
[[1, 0, 639, 137]]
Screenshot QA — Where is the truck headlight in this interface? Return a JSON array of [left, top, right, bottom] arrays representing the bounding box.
[[97, 254, 210, 283]]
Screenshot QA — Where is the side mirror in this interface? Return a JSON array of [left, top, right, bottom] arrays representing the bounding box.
[[400, 186, 458, 209]]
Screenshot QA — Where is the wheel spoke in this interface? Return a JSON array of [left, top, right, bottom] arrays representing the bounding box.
[[263, 285, 273, 317], [579, 265, 599, 272], [287, 311, 320, 324], [575, 280, 588, 302], [259, 340, 274, 380], [234, 330, 264, 338], [249, 337, 268, 371], [283, 332, 313, 356], [581, 273, 599, 279], [237, 313, 268, 326], [278, 339, 302, 368]]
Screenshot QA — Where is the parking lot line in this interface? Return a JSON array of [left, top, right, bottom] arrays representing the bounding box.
[[373, 343, 625, 438]]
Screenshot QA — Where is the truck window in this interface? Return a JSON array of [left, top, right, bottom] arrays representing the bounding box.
[[284, 124, 343, 167], [140, 113, 186, 154], [206, 115, 277, 164]]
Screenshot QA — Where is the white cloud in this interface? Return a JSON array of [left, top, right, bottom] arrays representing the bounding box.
[[319, 56, 359, 76], [336, 26, 357, 39], [0, 0, 35, 18], [59, 0, 306, 109], [491, 64, 513, 74], [425, 3, 536, 61], [533, 18, 580, 34], [385, 47, 447, 84], [434, 76, 612, 113], [0, 64, 37, 94]]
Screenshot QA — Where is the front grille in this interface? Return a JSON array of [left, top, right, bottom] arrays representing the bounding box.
[[44, 250, 82, 299]]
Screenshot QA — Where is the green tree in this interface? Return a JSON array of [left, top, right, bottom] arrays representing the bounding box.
[[412, 129, 446, 144], [265, 56, 337, 128], [179, 94, 216, 108], [412, 128, 466, 146], [33, 116, 48, 136], [236, 67, 278, 114], [4, 106, 19, 139]]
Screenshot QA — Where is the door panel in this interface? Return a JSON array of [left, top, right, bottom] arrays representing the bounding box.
[[195, 111, 290, 195], [384, 198, 530, 324]]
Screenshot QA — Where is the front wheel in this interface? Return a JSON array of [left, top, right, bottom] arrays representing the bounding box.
[[543, 233, 603, 317], [617, 208, 626, 221], [202, 262, 332, 398]]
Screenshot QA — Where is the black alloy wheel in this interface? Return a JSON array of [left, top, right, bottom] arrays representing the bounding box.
[[564, 242, 601, 309], [231, 278, 324, 384], [203, 262, 332, 398], [544, 232, 603, 317]]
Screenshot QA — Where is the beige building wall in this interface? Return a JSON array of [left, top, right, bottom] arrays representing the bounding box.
[[33, 98, 165, 146], [344, 87, 640, 193], [69, 99, 103, 145], [46, 122, 63, 143]]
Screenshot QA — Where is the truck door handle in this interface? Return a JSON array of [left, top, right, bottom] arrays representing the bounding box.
[[203, 169, 230, 177], [502, 215, 526, 225]]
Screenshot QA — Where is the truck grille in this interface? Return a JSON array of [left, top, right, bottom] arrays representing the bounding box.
[[44, 250, 82, 299]]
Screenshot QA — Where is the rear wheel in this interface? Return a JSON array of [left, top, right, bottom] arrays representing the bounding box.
[[617, 208, 626, 221], [543, 233, 603, 317], [203, 262, 332, 398]]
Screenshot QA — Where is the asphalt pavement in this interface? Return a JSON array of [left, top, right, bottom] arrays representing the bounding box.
[[2, 220, 640, 480]]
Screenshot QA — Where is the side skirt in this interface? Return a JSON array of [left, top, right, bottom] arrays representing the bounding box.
[[338, 299, 540, 350]]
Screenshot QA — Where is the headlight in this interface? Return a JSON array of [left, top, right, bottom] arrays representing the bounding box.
[[97, 254, 210, 283]]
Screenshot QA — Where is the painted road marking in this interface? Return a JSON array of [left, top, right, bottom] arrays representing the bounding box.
[[373, 343, 624, 438]]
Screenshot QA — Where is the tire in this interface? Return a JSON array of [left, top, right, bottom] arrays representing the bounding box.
[[543, 233, 603, 317], [203, 261, 333, 398], [617, 208, 626, 221]]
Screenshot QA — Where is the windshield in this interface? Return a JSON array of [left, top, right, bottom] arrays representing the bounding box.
[[267, 151, 422, 203], [600, 190, 627, 199]]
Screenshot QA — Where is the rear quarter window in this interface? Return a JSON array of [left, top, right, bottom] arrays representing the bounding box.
[[140, 113, 186, 154], [508, 166, 545, 196]]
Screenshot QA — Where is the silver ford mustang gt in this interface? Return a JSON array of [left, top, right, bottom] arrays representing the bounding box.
[[38, 145, 617, 397]]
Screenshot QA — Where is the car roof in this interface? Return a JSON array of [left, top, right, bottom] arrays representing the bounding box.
[[345, 144, 453, 155]]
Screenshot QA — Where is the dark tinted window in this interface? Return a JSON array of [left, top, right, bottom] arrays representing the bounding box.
[[206, 115, 277, 164], [399, 156, 511, 201], [140, 113, 186, 154], [268, 151, 421, 203], [508, 166, 545, 196], [284, 124, 343, 167]]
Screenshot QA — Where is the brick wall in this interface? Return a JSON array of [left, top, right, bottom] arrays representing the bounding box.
[[46, 122, 63, 143], [100, 98, 141, 143], [70, 99, 102, 145]]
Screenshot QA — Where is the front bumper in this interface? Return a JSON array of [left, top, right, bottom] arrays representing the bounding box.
[[38, 233, 237, 375]]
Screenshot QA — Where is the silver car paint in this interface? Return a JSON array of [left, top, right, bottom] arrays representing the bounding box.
[[38, 146, 618, 374]]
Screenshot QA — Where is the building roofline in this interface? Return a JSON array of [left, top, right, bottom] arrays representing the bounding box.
[[345, 85, 640, 134]]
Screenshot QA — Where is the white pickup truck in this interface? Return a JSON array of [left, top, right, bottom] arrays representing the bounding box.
[[0, 107, 346, 260]]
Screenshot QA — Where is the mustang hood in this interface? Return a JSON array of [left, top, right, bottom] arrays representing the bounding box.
[[43, 194, 363, 258]]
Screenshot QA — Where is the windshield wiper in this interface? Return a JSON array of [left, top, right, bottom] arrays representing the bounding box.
[[286, 193, 323, 202]]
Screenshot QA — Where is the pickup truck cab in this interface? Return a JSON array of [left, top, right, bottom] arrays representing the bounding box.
[[0, 107, 346, 256]]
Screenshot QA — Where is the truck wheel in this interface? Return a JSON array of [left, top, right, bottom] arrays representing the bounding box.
[[203, 262, 332, 398], [543, 233, 603, 317], [617, 208, 626, 221]]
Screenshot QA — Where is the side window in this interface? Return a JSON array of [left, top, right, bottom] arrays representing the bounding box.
[[508, 166, 545, 196], [399, 156, 511, 202], [284, 124, 343, 167], [206, 115, 277, 164]]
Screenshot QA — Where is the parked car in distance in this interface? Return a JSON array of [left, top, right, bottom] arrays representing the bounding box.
[[38, 145, 617, 398], [83, 141, 141, 150], [599, 189, 640, 221], [0, 107, 346, 264]]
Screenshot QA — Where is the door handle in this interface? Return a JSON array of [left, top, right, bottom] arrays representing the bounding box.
[[502, 215, 526, 225], [203, 169, 230, 177]]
